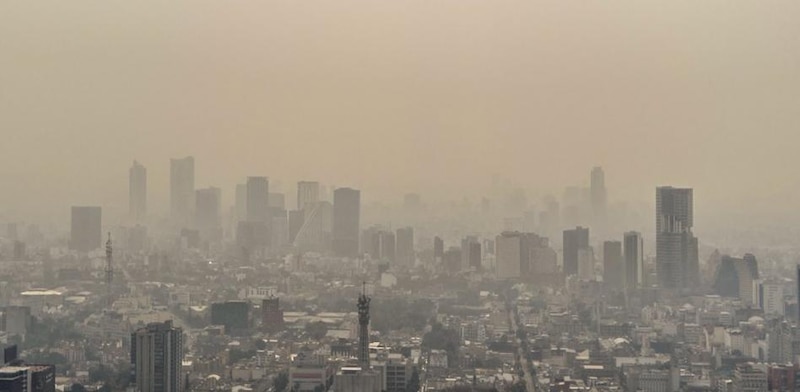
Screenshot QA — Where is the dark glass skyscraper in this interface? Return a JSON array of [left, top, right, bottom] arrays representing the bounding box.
[[623, 231, 644, 290], [563, 226, 589, 276], [332, 187, 360, 257], [655, 186, 699, 289], [396, 227, 414, 266]]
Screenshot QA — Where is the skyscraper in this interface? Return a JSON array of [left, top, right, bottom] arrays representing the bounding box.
[[433, 236, 444, 262], [655, 186, 699, 289], [129, 160, 146, 223], [563, 226, 589, 276], [590, 167, 607, 227], [234, 183, 247, 223], [332, 187, 360, 257], [246, 177, 269, 223], [603, 241, 623, 289], [396, 227, 414, 266], [195, 187, 221, 240], [170, 156, 195, 225], [70, 206, 102, 251], [297, 181, 320, 211], [461, 236, 481, 270], [495, 232, 549, 279], [131, 320, 183, 392], [623, 231, 644, 290]]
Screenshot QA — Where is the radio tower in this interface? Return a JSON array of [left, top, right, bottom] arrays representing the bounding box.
[[105, 232, 114, 309], [357, 281, 371, 368]]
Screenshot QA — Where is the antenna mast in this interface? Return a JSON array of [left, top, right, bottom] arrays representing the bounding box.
[[105, 232, 114, 309]]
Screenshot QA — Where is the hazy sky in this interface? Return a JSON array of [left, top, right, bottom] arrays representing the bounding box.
[[2, 1, 799, 223]]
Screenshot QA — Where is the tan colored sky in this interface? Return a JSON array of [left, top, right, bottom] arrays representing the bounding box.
[[1, 1, 799, 223]]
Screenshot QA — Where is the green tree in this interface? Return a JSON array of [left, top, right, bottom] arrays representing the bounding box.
[[406, 367, 420, 392], [71, 384, 87, 392], [305, 321, 329, 340], [273, 372, 289, 392]]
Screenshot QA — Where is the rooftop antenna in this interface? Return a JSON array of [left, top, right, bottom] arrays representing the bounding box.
[[105, 232, 114, 309]]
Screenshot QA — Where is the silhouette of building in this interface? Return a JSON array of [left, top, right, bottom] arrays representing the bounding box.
[[234, 183, 247, 223], [495, 232, 548, 280], [563, 226, 590, 276], [433, 236, 444, 262], [170, 156, 194, 226], [333, 188, 360, 257], [396, 227, 414, 266], [655, 186, 699, 289], [461, 236, 481, 270], [590, 166, 607, 230], [129, 160, 147, 223], [297, 181, 320, 211], [131, 320, 183, 392], [70, 206, 102, 252], [624, 231, 644, 291], [712, 254, 759, 304], [246, 177, 270, 223], [195, 187, 221, 240], [363, 227, 395, 262], [603, 241, 623, 290]]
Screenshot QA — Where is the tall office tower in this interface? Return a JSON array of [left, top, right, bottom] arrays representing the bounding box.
[[496, 232, 522, 279], [70, 206, 102, 251], [623, 231, 644, 290], [129, 160, 147, 223], [131, 320, 183, 392], [443, 247, 463, 274], [396, 227, 414, 266], [234, 183, 247, 222], [712, 254, 759, 304], [563, 226, 590, 276], [357, 285, 371, 368], [332, 188, 360, 257], [170, 156, 195, 225], [655, 186, 699, 289], [246, 177, 269, 223], [767, 319, 793, 364], [433, 236, 444, 262], [603, 241, 623, 289], [363, 227, 395, 262], [461, 237, 481, 270], [590, 166, 607, 226], [297, 181, 320, 211], [756, 279, 784, 316], [195, 187, 222, 239], [292, 201, 333, 252]]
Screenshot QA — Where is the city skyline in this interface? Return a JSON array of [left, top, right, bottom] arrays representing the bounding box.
[[3, 1, 800, 223], [3, 2, 800, 391]]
